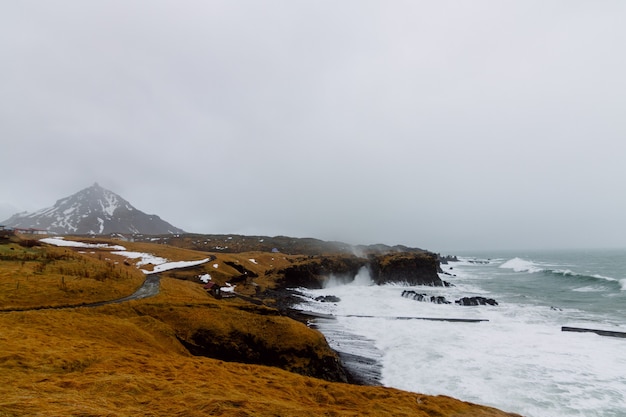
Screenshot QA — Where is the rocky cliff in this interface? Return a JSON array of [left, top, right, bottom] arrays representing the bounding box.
[[368, 252, 443, 286], [274, 252, 443, 289]]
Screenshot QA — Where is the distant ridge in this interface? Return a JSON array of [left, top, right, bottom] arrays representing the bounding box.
[[2, 183, 184, 235]]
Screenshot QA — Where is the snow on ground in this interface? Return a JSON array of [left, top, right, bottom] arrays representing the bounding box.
[[148, 258, 210, 274], [110, 250, 210, 274], [110, 251, 168, 267], [40, 237, 126, 251], [41, 237, 211, 275], [199, 274, 211, 283], [249, 258, 258, 264], [221, 283, 235, 293], [213, 263, 219, 269]]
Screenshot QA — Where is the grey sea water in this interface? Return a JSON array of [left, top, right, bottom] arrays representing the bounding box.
[[454, 248, 626, 322], [296, 248, 626, 417]]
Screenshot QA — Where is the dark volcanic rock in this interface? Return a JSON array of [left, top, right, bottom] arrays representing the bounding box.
[[369, 252, 442, 286], [401, 290, 450, 304], [277, 255, 365, 289], [401, 290, 429, 302], [315, 295, 341, 303], [455, 296, 499, 306], [274, 252, 442, 290], [224, 260, 259, 284], [430, 296, 451, 304], [438, 254, 459, 264], [224, 261, 259, 278]]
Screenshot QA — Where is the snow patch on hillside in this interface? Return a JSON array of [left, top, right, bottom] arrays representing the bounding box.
[[101, 191, 120, 216], [111, 251, 168, 267], [148, 258, 210, 274], [110, 250, 210, 274], [42, 237, 210, 275], [40, 237, 126, 250]]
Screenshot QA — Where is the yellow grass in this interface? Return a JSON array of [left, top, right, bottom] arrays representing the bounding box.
[[0, 237, 521, 416], [0, 242, 145, 310], [0, 303, 519, 416]]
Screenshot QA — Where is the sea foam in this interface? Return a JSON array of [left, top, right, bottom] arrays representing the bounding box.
[[295, 258, 626, 417]]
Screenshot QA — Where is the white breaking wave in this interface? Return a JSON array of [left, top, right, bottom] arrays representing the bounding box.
[[572, 286, 605, 293], [498, 257, 626, 291], [499, 257, 544, 273], [294, 261, 626, 417]]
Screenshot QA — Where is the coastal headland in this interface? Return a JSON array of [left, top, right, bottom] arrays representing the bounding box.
[[0, 232, 521, 416]]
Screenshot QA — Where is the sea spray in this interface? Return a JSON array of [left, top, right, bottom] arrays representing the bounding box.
[[324, 266, 373, 288], [352, 266, 374, 286], [295, 249, 626, 417]]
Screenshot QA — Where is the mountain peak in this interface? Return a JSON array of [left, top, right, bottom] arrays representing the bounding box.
[[2, 184, 185, 235]]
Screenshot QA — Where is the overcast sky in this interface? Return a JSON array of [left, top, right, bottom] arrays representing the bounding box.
[[1, 1, 625, 252]]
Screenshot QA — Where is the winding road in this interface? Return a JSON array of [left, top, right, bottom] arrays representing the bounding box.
[[85, 274, 161, 307], [0, 274, 161, 313]]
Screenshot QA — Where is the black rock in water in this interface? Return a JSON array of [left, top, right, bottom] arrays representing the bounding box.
[[401, 290, 428, 301], [430, 296, 451, 304], [455, 296, 498, 306], [315, 295, 341, 303], [401, 290, 450, 304]]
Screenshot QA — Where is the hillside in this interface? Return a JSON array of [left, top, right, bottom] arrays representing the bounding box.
[[0, 236, 521, 416], [134, 233, 430, 256], [2, 183, 184, 235]]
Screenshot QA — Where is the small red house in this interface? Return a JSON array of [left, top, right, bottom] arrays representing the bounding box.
[[203, 282, 222, 299]]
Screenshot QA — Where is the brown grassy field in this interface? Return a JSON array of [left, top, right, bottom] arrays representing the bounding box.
[[0, 239, 145, 310], [0, 236, 521, 416]]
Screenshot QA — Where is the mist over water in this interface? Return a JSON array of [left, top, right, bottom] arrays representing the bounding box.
[[295, 249, 626, 417]]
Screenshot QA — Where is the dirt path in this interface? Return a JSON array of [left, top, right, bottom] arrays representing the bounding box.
[[85, 274, 160, 307], [0, 274, 161, 312]]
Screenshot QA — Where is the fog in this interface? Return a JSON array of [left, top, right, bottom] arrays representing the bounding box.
[[2, 1, 625, 251]]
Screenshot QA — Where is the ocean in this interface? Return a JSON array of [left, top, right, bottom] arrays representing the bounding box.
[[294, 249, 626, 417]]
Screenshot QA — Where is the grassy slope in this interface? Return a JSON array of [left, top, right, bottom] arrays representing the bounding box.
[[0, 240, 145, 310], [0, 237, 521, 416]]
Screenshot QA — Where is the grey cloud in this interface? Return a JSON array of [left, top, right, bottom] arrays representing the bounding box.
[[2, 1, 625, 251]]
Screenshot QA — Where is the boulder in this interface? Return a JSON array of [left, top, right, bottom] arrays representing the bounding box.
[[315, 295, 341, 303], [430, 296, 451, 304], [455, 297, 498, 306], [401, 290, 428, 301], [401, 291, 450, 304]]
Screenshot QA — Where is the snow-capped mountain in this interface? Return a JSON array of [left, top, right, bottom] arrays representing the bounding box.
[[2, 183, 185, 235]]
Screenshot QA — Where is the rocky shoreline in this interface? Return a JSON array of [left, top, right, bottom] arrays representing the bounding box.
[[95, 233, 500, 386], [1, 233, 523, 416], [245, 248, 500, 387], [248, 251, 445, 384]]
